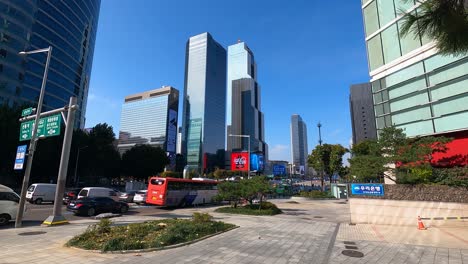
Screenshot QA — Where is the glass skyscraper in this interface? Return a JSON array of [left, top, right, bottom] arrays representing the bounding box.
[[362, 0, 468, 138], [226, 41, 267, 169], [182, 32, 227, 172], [290, 114, 308, 175], [0, 0, 101, 128]]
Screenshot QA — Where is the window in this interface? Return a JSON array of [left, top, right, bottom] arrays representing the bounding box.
[[0, 192, 20, 203], [0, 49, 6, 58], [398, 16, 422, 55], [368, 35, 384, 71], [386, 62, 424, 87], [394, 0, 414, 13], [0, 64, 3, 72], [18, 73, 24, 81], [377, 0, 396, 26], [381, 24, 401, 63], [364, 1, 380, 37], [15, 86, 21, 95]]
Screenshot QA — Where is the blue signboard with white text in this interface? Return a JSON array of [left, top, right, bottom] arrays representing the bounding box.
[[14, 145, 27, 170], [351, 184, 384, 196], [272, 164, 286, 176]]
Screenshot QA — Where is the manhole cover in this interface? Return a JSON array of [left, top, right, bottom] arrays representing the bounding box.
[[313, 216, 324, 218], [301, 217, 312, 220], [345, 245, 359, 250], [349, 223, 356, 226], [17, 231, 46, 236], [342, 250, 364, 258], [343, 241, 356, 245]]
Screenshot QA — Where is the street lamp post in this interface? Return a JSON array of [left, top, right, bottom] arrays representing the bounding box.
[[73, 146, 88, 187], [15, 46, 52, 228], [317, 122, 325, 191], [228, 134, 250, 175]]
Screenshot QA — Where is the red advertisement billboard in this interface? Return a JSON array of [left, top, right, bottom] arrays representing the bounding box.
[[231, 152, 249, 171]]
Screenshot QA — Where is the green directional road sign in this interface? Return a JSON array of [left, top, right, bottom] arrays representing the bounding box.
[[19, 114, 62, 141], [21, 107, 34, 117]]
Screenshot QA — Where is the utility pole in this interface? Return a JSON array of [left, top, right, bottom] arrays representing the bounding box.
[[15, 46, 52, 228], [317, 122, 325, 191]]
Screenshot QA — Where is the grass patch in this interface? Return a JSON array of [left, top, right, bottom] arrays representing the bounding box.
[[296, 190, 335, 199], [66, 213, 235, 252], [215, 201, 282, 216]]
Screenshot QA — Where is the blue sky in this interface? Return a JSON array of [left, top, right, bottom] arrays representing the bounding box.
[[85, 0, 370, 162]]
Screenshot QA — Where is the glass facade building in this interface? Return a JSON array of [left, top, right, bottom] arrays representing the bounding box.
[[0, 0, 101, 128], [182, 32, 226, 172], [290, 114, 308, 175], [226, 42, 267, 169], [118, 86, 179, 156], [362, 0, 468, 138]]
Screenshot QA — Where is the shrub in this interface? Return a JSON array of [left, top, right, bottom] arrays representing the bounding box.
[[216, 202, 282, 215], [192, 212, 213, 223], [431, 167, 468, 187]]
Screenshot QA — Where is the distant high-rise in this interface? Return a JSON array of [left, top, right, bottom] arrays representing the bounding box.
[[226, 42, 266, 170], [350, 83, 377, 145], [290, 114, 308, 175], [182, 32, 227, 172], [118, 86, 179, 156], [0, 0, 101, 128]]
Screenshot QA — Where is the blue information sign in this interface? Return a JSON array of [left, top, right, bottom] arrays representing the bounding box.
[[351, 184, 384, 196], [14, 145, 27, 170], [272, 164, 286, 176]]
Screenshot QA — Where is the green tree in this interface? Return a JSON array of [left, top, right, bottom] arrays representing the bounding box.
[[121, 144, 169, 179], [399, 0, 468, 55], [215, 181, 242, 208], [308, 144, 348, 190], [215, 176, 271, 208], [349, 140, 386, 182], [213, 168, 227, 180]]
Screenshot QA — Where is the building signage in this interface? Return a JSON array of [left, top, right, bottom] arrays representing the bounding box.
[[231, 152, 249, 171], [21, 107, 34, 117], [351, 184, 384, 196], [19, 114, 61, 141], [272, 164, 286, 176], [14, 145, 27, 170], [250, 153, 264, 171]]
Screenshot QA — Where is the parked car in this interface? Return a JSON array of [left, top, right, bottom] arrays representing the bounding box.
[[77, 187, 120, 201], [63, 188, 82, 205], [66, 197, 129, 216], [133, 190, 147, 205], [0, 184, 21, 226], [26, 183, 56, 204], [119, 190, 137, 202]]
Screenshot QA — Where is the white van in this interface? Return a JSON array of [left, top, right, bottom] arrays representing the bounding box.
[[0, 184, 21, 226], [77, 187, 120, 201], [26, 183, 56, 204]]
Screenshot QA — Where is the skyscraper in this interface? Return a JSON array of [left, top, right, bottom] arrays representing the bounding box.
[[182, 32, 226, 172], [118, 86, 179, 156], [290, 114, 308, 175], [361, 0, 468, 164], [350, 83, 377, 145], [226, 41, 267, 170], [0, 0, 101, 128]]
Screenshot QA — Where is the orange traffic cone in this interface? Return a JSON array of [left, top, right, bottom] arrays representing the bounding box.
[[417, 216, 426, 230]]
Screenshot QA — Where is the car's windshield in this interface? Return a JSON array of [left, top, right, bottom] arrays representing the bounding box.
[[27, 185, 35, 192], [78, 189, 88, 196]]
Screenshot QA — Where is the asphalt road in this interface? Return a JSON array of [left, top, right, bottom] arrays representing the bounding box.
[[1, 202, 169, 229]]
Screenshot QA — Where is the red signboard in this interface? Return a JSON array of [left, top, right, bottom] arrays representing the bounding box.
[[231, 152, 249, 171]]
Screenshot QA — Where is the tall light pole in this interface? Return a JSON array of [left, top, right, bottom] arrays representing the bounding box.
[[73, 145, 88, 187], [228, 134, 250, 176], [15, 46, 52, 228], [317, 122, 325, 191]]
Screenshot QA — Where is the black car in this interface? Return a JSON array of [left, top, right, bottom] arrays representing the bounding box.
[[66, 197, 129, 216]]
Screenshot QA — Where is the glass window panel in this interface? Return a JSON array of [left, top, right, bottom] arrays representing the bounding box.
[[383, 102, 390, 113], [375, 104, 384, 116], [390, 91, 429, 112], [374, 92, 383, 104], [432, 94, 468, 116], [394, 0, 415, 14], [388, 77, 426, 98], [386, 62, 424, 87], [367, 35, 384, 71], [364, 1, 380, 37], [384, 115, 392, 126], [434, 111, 468, 133], [376, 116, 385, 129], [396, 120, 434, 137], [424, 54, 465, 72], [398, 16, 422, 56], [392, 107, 431, 125], [377, 0, 396, 26], [430, 76, 468, 101], [371, 80, 381, 92], [382, 90, 389, 101], [381, 24, 401, 63], [428, 59, 468, 86]]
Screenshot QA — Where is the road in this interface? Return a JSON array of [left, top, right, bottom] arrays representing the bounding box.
[[1, 203, 170, 229]]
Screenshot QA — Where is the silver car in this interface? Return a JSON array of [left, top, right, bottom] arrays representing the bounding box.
[[133, 190, 147, 205]]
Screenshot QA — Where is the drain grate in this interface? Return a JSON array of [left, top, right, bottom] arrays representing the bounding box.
[[343, 241, 356, 245], [342, 250, 364, 258], [17, 231, 46, 236], [349, 223, 356, 226], [345, 245, 359, 250], [301, 217, 312, 220], [313, 216, 324, 218]]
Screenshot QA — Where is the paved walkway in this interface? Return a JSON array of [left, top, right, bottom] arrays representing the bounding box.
[[0, 199, 467, 264]]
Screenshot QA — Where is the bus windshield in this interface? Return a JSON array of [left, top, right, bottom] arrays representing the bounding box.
[[150, 179, 165, 186]]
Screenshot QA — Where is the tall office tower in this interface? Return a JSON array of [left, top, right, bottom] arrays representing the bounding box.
[[118, 86, 179, 159], [0, 0, 101, 128], [182, 32, 227, 173], [350, 83, 377, 145], [361, 1, 468, 165], [226, 41, 267, 170], [290, 114, 308, 175]]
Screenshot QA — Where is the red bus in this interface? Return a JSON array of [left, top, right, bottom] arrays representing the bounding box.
[[146, 177, 218, 207]]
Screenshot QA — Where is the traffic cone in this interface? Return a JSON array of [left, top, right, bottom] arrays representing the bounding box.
[[417, 216, 426, 230]]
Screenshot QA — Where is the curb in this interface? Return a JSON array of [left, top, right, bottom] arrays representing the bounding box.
[[67, 225, 239, 254]]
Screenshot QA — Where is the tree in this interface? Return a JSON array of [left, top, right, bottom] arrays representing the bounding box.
[[121, 144, 169, 179], [308, 144, 348, 191], [349, 140, 387, 183], [399, 0, 468, 55], [215, 176, 271, 208]]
